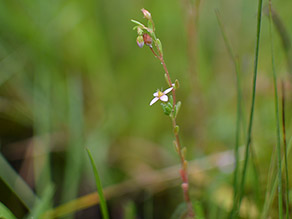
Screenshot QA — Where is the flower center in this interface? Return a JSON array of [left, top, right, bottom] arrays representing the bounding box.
[[157, 90, 164, 97]]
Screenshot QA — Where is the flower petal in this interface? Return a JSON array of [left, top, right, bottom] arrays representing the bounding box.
[[164, 87, 173, 94], [160, 95, 168, 102], [150, 97, 159, 106], [153, 91, 159, 97]]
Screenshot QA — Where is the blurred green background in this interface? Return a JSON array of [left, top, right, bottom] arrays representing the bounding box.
[[0, 0, 292, 218]]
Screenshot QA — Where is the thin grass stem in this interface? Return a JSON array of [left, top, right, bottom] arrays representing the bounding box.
[[86, 148, 109, 219], [236, 0, 264, 216], [268, 1, 283, 217], [281, 81, 290, 218]]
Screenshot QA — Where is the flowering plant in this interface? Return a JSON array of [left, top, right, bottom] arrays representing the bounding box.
[[132, 9, 194, 218]]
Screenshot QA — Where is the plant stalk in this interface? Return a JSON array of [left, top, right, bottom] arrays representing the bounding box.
[[268, 1, 283, 217], [235, 0, 264, 216], [149, 46, 194, 218]]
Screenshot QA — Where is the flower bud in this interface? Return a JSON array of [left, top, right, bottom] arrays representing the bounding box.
[[137, 27, 143, 36], [143, 33, 152, 46], [181, 183, 189, 191], [136, 35, 144, 48], [141, 8, 151, 20]]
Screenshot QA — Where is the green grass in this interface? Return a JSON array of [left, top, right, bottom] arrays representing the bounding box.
[[268, 1, 283, 217], [86, 148, 109, 219], [281, 81, 290, 219], [235, 0, 264, 216]]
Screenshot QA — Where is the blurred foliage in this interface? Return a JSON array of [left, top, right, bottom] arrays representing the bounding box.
[[0, 0, 292, 218]]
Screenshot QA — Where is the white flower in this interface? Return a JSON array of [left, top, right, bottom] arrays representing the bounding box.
[[150, 87, 173, 106]]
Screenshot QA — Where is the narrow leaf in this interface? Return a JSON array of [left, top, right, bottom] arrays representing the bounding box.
[[156, 38, 163, 56], [0, 154, 39, 211], [86, 148, 109, 219], [131, 19, 144, 27], [175, 101, 182, 118]]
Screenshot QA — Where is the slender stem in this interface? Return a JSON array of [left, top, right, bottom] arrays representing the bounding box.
[[281, 81, 290, 218], [268, 1, 283, 218], [236, 0, 264, 215], [149, 46, 194, 217]]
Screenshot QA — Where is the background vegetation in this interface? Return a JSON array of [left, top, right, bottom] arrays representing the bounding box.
[[0, 0, 291, 218]]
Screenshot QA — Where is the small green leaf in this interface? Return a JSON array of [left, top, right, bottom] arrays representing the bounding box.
[[169, 95, 174, 106], [174, 125, 179, 134], [173, 140, 179, 153], [156, 38, 163, 55], [161, 103, 172, 116], [175, 101, 181, 118], [131, 19, 144, 27], [181, 147, 187, 159], [164, 74, 171, 87], [175, 79, 180, 89]]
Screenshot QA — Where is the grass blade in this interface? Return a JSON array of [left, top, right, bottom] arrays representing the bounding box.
[[281, 81, 290, 218], [0, 153, 39, 211], [236, 0, 264, 215], [28, 184, 54, 219], [61, 75, 85, 208], [268, 1, 283, 218], [86, 148, 109, 219]]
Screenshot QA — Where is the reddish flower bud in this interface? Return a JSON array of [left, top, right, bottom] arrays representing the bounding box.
[[181, 183, 189, 191], [143, 33, 152, 46], [141, 8, 151, 20]]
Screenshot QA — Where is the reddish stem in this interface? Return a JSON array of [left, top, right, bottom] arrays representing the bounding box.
[[149, 46, 194, 218]]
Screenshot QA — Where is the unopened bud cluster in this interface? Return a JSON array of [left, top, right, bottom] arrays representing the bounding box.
[[132, 8, 154, 48]]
